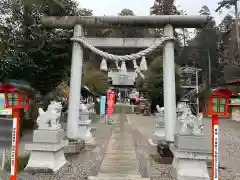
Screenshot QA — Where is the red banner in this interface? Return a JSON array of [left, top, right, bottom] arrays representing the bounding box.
[[107, 92, 115, 116], [135, 96, 139, 103]]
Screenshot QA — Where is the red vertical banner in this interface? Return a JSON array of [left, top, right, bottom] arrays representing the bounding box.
[[135, 96, 139, 103], [107, 92, 115, 117]]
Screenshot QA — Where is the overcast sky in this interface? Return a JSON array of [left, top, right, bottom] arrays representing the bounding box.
[[76, 0, 235, 24]]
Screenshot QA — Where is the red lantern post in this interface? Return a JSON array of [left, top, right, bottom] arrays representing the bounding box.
[[202, 87, 238, 180], [0, 82, 32, 180]]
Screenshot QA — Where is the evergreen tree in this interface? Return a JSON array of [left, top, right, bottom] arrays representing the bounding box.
[[0, 0, 93, 93]]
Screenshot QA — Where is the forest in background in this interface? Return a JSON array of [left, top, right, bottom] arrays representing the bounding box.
[[0, 0, 239, 96]]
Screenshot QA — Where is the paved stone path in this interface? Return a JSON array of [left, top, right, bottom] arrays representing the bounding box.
[[89, 114, 149, 180]]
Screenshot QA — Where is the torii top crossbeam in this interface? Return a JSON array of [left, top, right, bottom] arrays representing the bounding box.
[[41, 15, 212, 28]]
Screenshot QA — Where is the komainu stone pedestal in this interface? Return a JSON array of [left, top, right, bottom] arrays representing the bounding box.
[[63, 139, 85, 154], [153, 115, 165, 140], [25, 129, 67, 173], [149, 115, 165, 146], [78, 111, 92, 140], [170, 134, 212, 180]]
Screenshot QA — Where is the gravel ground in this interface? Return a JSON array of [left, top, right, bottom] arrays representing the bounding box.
[[127, 114, 240, 180], [0, 115, 115, 180], [204, 118, 240, 180]]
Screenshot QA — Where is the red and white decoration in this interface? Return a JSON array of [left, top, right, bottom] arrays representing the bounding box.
[[107, 92, 115, 116]]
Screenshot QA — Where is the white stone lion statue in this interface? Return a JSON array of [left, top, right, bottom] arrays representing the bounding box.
[[177, 102, 204, 135], [37, 101, 63, 130], [79, 102, 89, 112]]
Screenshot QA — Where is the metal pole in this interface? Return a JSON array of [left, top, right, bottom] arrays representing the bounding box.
[[196, 70, 200, 114], [208, 49, 211, 85], [182, 28, 186, 46], [1, 148, 6, 170], [163, 24, 176, 142], [67, 25, 84, 140], [235, 0, 240, 52]]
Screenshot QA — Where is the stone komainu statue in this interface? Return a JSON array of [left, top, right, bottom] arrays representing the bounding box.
[[37, 101, 62, 130]]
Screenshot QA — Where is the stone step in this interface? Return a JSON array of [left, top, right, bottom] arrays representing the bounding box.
[[103, 156, 137, 161], [109, 147, 135, 150], [110, 139, 133, 142], [102, 155, 136, 159], [111, 139, 133, 142], [105, 149, 136, 156], [88, 176, 148, 180], [109, 140, 133, 143], [100, 168, 139, 174], [63, 140, 84, 154], [107, 144, 134, 148], [102, 159, 137, 163], [98, 173, 142, 178], [104, 153, 136, 157], [100, 164, 138, 170], [108, 141, 134, 144], [88, 173, 149, 180], [88, 176, 150, 180], [107, 143, 134, 146], [100, 163, 139, 169]]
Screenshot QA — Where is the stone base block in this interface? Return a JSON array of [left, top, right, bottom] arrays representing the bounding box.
[[33, 129, 64, 143], [152, 128, 165, 141], [78, 126, 92, 141], [25, 141, 66, 151], [174, 133, 211, 152], [64, 140, 85, 154], [25, 149, 66, 173], [170, 144, 211, 180], [157, 143, 173, 158], [172, 158, 210, 180], [170, 144, 212, 161], [155, 122, 164, 128], [78, 119, 92, 125], [107, 118, 115, 125]]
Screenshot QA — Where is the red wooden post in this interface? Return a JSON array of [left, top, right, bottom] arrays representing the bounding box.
[[10, 109, 20, 180], [212, 115, 219, 180]]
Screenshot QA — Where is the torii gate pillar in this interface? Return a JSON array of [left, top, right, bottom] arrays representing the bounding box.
[[163, 24, 176, 142], [67, 25, 84, 140]]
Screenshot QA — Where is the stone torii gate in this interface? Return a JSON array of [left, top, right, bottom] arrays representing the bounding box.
[[41, 15, 211, 143]]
